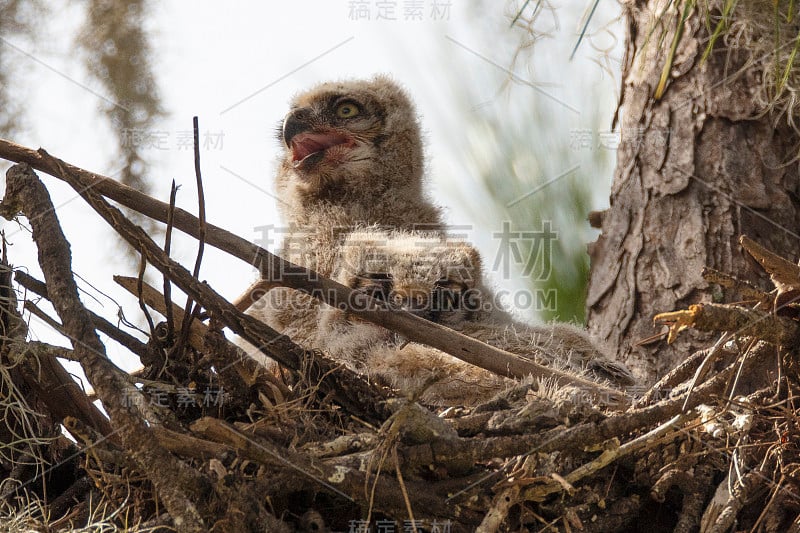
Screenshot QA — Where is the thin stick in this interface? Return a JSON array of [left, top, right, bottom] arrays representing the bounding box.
[[24, 300, 69, 337], [163, 180, 178, 342], [191, 116, 206, 281], [393, 446, 418, 533], [136, 253, 158, 337], [114, 276, 208, 351], [175, 117, 207, 358]]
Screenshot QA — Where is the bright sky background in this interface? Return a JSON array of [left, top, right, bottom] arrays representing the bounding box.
[[0, 1, 624, 385]]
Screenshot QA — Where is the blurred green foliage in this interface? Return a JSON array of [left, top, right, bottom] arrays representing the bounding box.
[[448, 0, 619, 324], [463, 97, 610, 323]]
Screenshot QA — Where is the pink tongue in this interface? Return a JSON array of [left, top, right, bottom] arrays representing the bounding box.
[[291, 132, 347, 162]]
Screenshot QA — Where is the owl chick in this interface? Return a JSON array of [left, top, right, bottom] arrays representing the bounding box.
[[317, 229, 485, 359], [276, 74, 444, 275], [318, 229, 635, 405], [317, 229, 512, 405], [247, 76, 445, 351], [329, 229, 485, 326]]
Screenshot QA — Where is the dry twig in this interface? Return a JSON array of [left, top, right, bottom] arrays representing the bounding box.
[[0, 163, 208, 531]]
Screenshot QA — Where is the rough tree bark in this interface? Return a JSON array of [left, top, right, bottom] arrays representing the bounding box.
[[587, 2, 800, 384]]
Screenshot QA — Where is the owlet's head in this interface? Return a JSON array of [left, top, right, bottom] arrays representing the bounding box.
[[276, 75, 424, 199]]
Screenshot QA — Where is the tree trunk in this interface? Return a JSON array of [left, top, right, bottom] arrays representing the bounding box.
[[587, 2, 800, 384]]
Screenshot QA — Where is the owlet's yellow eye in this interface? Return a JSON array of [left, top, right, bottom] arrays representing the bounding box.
[[335, 102, 359, 119]]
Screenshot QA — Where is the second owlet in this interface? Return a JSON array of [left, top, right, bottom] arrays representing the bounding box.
[[318, 230, 635, 406], [317, 229, 511, 405]]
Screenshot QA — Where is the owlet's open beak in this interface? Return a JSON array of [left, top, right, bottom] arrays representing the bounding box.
[[283, 110, 352, 170]]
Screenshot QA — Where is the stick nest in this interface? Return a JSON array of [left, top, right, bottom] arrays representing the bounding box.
[[1, 143, 800, 531]]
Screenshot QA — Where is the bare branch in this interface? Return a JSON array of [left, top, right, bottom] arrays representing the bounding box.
[[0, 163, 208, 532], [0, 137, 626, 401]]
